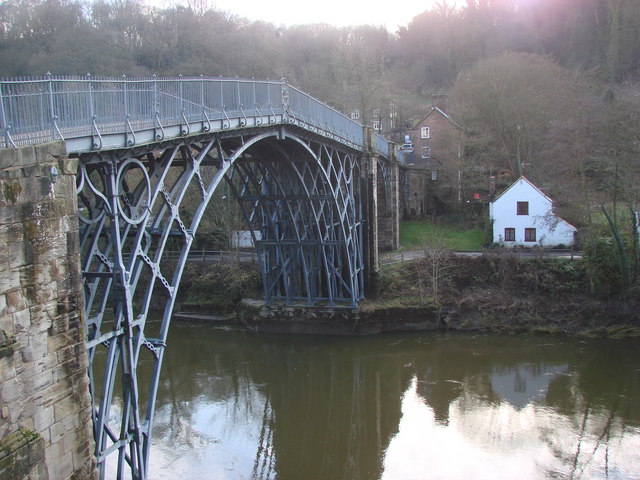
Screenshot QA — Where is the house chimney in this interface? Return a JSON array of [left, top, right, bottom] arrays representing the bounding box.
[[489, 175, 496, 201], [431, 93, 448, 113]]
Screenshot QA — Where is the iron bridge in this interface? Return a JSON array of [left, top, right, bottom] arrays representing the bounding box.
[[0, 75, 398, 479]]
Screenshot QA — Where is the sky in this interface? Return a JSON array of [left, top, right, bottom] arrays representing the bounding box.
[[184, 0, 449, 31]]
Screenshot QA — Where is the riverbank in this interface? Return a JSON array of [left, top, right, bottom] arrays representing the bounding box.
[[175, 252, 640, 338]]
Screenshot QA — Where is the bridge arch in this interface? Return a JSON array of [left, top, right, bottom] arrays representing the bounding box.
[[78, 127, 364, 478], [232, 133, 364, 306], [0, 75, 402, 480]]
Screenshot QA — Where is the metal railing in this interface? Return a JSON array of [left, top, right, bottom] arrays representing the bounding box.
[[0, 74, 392, 156], [163, 249, 260, 264]]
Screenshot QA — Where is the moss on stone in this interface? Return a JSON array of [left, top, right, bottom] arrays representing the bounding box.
[[0, 429, 45, 480], [0, 330, 16, 358], [2, 180, 22, 205]]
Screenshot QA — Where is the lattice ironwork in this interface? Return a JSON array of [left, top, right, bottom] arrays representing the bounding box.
[[0, 74, 403, 480], [78, 128, 364, 479]]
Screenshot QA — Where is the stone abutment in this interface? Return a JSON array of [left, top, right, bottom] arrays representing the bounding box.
[[0, 143, 96, 480]]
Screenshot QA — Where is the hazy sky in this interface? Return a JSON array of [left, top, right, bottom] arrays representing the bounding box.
[[201, 0, 448, 30]]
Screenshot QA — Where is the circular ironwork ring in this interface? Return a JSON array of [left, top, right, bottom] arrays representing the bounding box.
[[115, 158, 151, 225]]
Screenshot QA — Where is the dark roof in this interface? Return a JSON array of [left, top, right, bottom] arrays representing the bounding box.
[[411, 106, 462, 131]]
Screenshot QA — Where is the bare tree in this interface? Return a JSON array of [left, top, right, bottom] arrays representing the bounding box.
[[451, 53, 580, 179]]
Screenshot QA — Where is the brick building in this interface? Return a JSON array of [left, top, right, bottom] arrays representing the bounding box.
[[402, 94, 464, 218]]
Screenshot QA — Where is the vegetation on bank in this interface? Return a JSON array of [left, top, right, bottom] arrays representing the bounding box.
[[177, 245, 639, 338], [175, 205, 640, 337], [387, 212, 639, 336], [179, 262, 262, 313], [375, 248, 639, 335]]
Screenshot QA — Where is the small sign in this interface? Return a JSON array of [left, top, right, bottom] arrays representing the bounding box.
[[399, 143, 414, 153]]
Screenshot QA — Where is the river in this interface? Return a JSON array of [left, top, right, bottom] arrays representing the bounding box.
[[109, 323, 640, 479]]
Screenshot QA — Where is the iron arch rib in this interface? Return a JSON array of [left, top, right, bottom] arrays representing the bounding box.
[[78, 128, 365, 479], [231, 133, 363, 306]]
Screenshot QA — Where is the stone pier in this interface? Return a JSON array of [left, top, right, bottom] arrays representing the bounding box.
[[0, 143, 96, 479], [361, 127, 380, 298], [378, 145, 400, 251]]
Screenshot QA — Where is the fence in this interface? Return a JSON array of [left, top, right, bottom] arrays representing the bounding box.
[[160, 249, 260, 264], [0, 75, 390, 157]]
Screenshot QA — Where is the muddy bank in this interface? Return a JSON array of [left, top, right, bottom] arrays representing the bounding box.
[[175, 293, 638, 337], [234, 299, 441, 335], [175, 298, 441, 335], [175, 254, 640, 337]]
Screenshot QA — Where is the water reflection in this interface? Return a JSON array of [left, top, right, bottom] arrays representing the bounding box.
[[132, 325, 640, 480], [383, 378, 640, 480]]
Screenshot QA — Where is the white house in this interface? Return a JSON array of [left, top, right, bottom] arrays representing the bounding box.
[[489, 177, 577, 247]]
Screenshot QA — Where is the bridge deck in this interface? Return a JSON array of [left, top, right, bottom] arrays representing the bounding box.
[[0, 75, 392, 157]]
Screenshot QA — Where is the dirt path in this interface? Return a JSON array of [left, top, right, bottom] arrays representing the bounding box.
[[380, 248, 581, 265]]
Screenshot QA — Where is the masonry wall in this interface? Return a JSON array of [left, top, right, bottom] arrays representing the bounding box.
[[0, 143, 96, 479], [377, 160, 399, 251], [402, 167, 431, 219]]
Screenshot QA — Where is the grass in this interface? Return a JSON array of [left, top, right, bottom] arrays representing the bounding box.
[[399, 220, 485, 251]]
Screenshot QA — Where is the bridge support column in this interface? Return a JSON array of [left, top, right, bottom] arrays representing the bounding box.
[[0, 143, 96, 480], [361, 127, 379, 298], [378, 144, 400, 251]]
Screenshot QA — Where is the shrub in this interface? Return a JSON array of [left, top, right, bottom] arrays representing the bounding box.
[[183, 263, 262, 309]]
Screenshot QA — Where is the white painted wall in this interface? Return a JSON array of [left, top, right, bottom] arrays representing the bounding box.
[[489, 178, 576, 247], [231, 230, 261, 248]]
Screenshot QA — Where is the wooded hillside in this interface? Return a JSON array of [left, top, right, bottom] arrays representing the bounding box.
[[2, 1, 638, 94], [2, 0, 638, 298], [1, 0, 638, 222]]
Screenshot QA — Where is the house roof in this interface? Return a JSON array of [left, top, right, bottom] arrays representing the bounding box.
[[412, 106, 463, 131], [492, 176, 554, 204]]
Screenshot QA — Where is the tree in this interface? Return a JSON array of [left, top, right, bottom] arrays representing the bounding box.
[[0, 0, 89, 75], [333, 25, 393, 126], [451, 52, 579, 179]]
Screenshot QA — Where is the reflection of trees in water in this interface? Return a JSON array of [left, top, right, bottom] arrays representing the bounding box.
[[163, 349, 194, 448], [541, 376, 632, 480], [411, 335, 640, 479], [147, 325, 640, 479], [151, 326, 270, 458], [261, 340, 411, 480], [411, 336, 569, 423], [410, 334, 640, 427], [543, 337, 640, 478], [151, 326, 411, 479], [253, 397, 276, 480]]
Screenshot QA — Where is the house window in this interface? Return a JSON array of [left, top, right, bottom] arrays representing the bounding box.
[[421, 146, 430, 159], [373, 108, 380, 118], [421, 127, 430, 139], [525, 228, 536, 242], [517, 201, 529, 215], [504, 228, 515, 241], [351, 110, 360, 120], [373, 120, 381, 131], [431, 170, 437, 181]]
